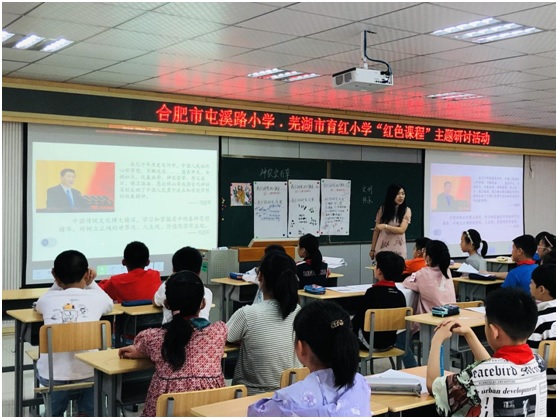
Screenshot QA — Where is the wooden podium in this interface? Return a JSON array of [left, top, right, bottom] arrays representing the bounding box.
[[233, 238, 298, 262]]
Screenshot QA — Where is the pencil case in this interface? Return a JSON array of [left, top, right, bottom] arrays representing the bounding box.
[[366, 377, 422, 396], [303, 285, 326, 295], [229, 272, 244, 280], [432, 304, 460, 317]]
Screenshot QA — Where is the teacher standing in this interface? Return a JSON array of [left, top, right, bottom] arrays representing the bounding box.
[[370, 184, 412, 260]]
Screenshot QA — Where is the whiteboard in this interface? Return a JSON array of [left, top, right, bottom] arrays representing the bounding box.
[[320, 179, 351, 235], [253, 181, 288, 238], [288, 180, 321, 237]]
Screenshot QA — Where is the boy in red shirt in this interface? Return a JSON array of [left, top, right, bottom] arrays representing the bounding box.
[[98, 241, 161, 303], [401, 237, 430, 280]]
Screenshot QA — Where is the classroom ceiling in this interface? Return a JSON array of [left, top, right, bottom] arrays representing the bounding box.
[[2, 2, 556, 132]]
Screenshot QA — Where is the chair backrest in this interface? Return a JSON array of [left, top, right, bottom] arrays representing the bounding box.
[[363, 307, 413, 333], [538, 340, 556, 369], [455, 301, 483, 309], [39, 320, 111, 354], [280, 367, 310, 388], [155, 385, 247, 417]]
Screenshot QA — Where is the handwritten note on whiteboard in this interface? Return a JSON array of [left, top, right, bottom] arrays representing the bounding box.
[[320, 179, 351, 235], [254, 181, 288, 238], [288, 180, 321, 237]]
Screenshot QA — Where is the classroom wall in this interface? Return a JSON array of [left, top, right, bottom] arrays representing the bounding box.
[[2, 123, 555, 290]]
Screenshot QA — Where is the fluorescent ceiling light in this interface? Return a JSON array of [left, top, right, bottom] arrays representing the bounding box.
[[2, 31, 15, 43], [431, 17, 543, 44], [248, 67, 320, 83], [41, 38, 73, 52], [431, 18, 500, 36], [473, 27, 542, 44], [427, 92, 484, 100], [14, 34, 44, 49]]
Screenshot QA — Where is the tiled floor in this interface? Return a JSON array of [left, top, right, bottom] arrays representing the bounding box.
[[2, 327, 395, 417]]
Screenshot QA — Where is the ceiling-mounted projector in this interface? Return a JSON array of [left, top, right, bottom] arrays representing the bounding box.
[[332, 30, 393, 92], [332, 67, 393, 91]]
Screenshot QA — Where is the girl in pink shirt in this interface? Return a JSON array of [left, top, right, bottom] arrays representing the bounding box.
[[403, 240, 456, 334]]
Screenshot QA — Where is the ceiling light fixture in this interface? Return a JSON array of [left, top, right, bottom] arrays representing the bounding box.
[[41, 38, 74, 52], [248, 67, 321, 83], [2, 31, 15, 43], [427, 92, 484, 100], [431, 18, 543, 44], [13, 34, 44, 49]]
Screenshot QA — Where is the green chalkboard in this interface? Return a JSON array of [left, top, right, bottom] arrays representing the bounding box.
[[329, 161, 423, 243], [219, 157, 327, 247]]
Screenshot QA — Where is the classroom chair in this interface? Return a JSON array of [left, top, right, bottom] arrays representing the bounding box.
[[280, 367, 310, 388], [155, 384, 247, 417], [454, 300, 484, 310], [538, 340, 556, 401], [359, 307, 413, 375], [36, 320, 111, 417]]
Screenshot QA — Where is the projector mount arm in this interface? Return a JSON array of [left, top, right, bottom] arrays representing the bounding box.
[[362, 30, 393, 76]]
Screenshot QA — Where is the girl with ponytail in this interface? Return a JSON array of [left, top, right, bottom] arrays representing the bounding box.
[[296, 233, 330, 288], [460, 229, 489, 271], [248, 301, 371, 417], [403, 240, 456, 335], [227, 251, 302, 395], [118, 271, 227, 416]]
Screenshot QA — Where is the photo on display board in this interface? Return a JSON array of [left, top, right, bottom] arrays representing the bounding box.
[[36, 160, 116, 213]]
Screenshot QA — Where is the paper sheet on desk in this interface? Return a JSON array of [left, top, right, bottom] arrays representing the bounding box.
[[367, 369, 428, 394], [242, 268, 259, 285], [326, 284, 371, 293], [466, 306, 486, 314], [322, 256, 347, 269], [457, 263, 479, 274]]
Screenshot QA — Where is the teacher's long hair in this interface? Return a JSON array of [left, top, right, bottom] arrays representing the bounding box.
[[379, 183, 407, 225]]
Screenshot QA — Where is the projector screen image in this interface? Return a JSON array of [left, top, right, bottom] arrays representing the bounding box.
[[424, 150, 524, 258], [26, 124, 219, 286], [36, 161, 116, 212]]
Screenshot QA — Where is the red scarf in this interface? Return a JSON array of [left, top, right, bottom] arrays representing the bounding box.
[[493, 343, 534, 365]]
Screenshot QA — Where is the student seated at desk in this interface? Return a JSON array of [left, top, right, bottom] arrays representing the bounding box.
[[402, 237, 430, 280], [248, 301, 371, 417], [427, 287, 547, 417], [535, 232, 555, 264], [296, 233, 329, 289], [403, 240, 456, 335], [118, 271, 226, 417], [227, 251, 302, 395], [352, 251, 406, 351], [460, 229, 488, 272], [36, 250, 114, 417], [527, 264, 556, 395], [499, 234, 538, 294], [98, 241, 161, 303], [253, 244, 287, 305], [153, 246, 212, 322]]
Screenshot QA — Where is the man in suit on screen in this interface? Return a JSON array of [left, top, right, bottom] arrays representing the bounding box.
[[436, 181, 456, 211], [46, 168, 90, 210]]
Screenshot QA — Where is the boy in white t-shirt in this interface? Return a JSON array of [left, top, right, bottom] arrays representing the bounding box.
[[35, 250, 114, 416], [153, 246, 212, 322]]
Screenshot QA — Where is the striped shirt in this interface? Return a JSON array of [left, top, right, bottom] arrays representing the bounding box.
[[527, 299, 556, 392], [226, 299, 301, 395]]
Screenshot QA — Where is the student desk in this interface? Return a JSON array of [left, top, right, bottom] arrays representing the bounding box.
[[114, 303, 163, 347], [372, 366, 451, 416], [452, 277, 504, 302], [485, 257, 515, 272], [212, 273, 343, 321], [405, 309, 486, 368], [6, 307, 123, 417], [189, 391, 389, 417], [75, 344, 240, 417], [75, 348, 153, 417]]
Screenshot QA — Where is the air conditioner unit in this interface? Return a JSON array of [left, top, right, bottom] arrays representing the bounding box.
[[332, 67, 393, 92]]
